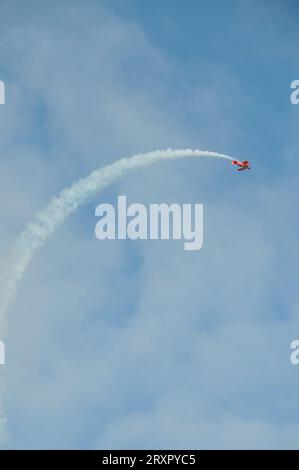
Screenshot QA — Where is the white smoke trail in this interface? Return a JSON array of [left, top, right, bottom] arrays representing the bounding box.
[[0, 148, 235, 328]]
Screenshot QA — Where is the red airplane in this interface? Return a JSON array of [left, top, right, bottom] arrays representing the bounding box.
[[232, 160, 251, 171]]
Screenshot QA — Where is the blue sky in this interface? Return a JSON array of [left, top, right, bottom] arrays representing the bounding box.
[[0, 0, 299, 449]]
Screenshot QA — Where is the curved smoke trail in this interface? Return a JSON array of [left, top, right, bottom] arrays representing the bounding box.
[[0, 148, 235, 328]]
